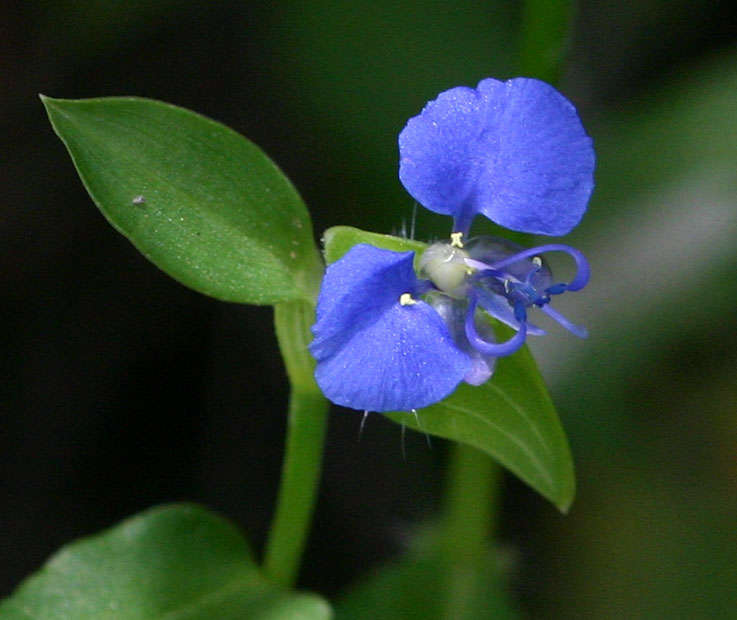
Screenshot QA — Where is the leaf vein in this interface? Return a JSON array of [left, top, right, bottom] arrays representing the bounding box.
[[438, 402, 554, 490]]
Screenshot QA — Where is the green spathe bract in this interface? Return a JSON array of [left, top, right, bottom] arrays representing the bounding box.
[[41, 95, 322, 305]]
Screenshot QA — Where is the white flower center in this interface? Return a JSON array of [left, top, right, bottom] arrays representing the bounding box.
[[418, 241, 470, 297]]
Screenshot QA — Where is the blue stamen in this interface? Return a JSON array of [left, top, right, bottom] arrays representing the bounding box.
[[460, 239, 588, 345], [465, 293, 528, 357], [545, 283, 568, 295], [541, 304, 589, 339], [514, 302, 527, 323], [487, 244, 590, 291]]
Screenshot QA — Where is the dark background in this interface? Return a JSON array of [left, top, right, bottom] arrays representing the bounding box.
[[3, 1, 736, 616]]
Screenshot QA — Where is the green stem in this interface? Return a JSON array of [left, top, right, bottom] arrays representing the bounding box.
[[263, 300, 329, 587], [441, 443, 501, 619]]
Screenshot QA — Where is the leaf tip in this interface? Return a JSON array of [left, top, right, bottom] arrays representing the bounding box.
[[39, 94, 65, 119], [553, 480, 575, 514], [320, 225, 343, 247], [556, 497, 573, 514], [38, 93, 57, 107]]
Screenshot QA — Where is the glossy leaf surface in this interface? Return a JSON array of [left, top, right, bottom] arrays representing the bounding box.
[[0, 504, 331, 619], [42, 96, 322, 305]]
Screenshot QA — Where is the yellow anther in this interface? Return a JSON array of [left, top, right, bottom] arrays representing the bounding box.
[[532, 256, 542, 268], [399, 293, 417, 306], [450, 232, 464, 248], [503, 279, 511, 293]]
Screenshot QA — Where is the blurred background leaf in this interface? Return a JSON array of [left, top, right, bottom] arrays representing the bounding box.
[[2, 0, 736, 617], [524, 47, 737, 618], [0, 504, 331, 619], [334, 527, 518, 619]]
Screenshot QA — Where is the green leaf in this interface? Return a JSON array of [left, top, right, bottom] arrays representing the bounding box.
[[323, 226, 575, 511], [0, 504, 332, 620], [390, 337, 574, 512], [41, 96, 323, 305]]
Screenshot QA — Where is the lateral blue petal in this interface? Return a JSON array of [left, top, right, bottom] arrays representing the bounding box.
[[398, 77, 595, 236], [310, 244, 470, 412]]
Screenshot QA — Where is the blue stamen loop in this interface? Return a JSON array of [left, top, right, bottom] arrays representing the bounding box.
[[464, 292, 528, 357], [486, 243, 589, 292]]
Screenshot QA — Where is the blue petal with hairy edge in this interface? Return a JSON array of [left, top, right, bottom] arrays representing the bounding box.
[[398, 77, 595, 236], [310, 244, 470, 412]]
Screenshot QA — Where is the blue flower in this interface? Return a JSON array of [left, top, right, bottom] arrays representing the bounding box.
[[311, 78, 593, 412]]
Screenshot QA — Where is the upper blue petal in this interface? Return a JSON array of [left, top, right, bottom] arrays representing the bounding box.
[[310, 244, 470, 412], [398, 77, 595, 236]]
